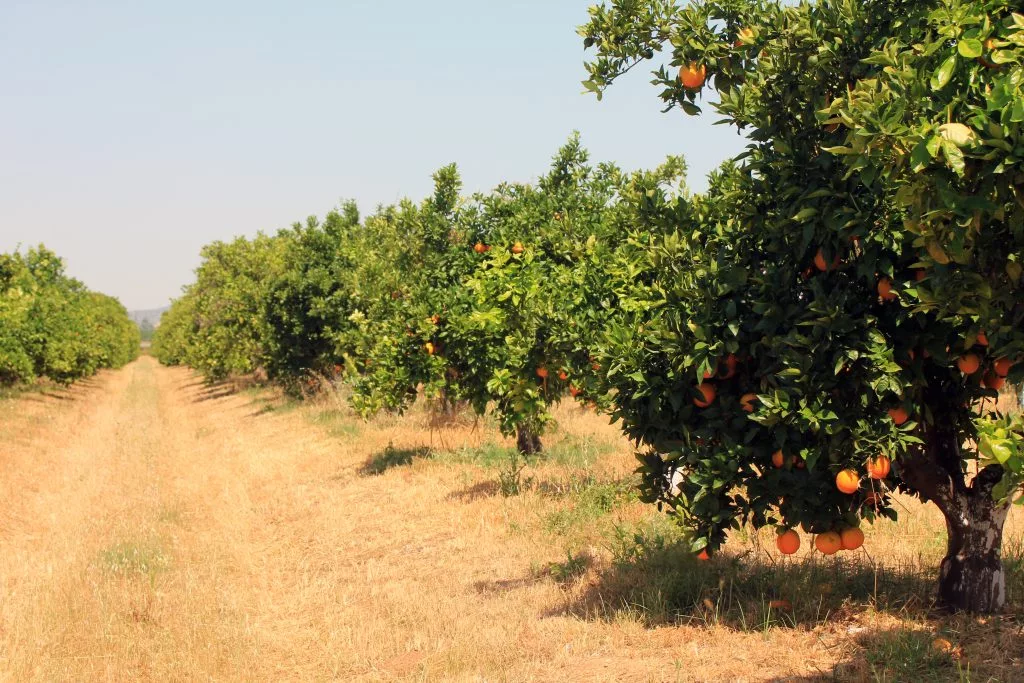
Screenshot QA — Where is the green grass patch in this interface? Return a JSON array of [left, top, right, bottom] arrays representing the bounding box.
[[99, 539, 170, 579]]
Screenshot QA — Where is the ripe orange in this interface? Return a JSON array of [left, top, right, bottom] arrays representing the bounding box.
[[840, 527, 864, 551], [835, 469, 860, 494], [813, 249, 840, 272], [694, 382, 717, 408], [569, 385, 581, 398], [776, 529, 800, 555], [740, 392, 758, 413], [558, 370, 569, 381], [877, 278, 896, 301], [703, 366, 715, 380], [536, 367, 549, 379], [679, 63, 707, 90], [696, 549, 710, 561], [888, 406, 909, 426], [815, 531, 842, 555], [958, 353, 981, 375], [511, 242, 524, 254], [425, 342, 435, 355], [430, 315, 441, 325], [984, 372, 1005, 391], [994, 358, 1013, 377], [914, 269, 927, 281], [867, 455, 891, 480], [975, 331, 989, 347], [474, 242, 487, 254], [718, 353, 738, 379], [771, 450, 785, 468]]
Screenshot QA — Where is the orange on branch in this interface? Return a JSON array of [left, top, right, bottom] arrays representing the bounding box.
[[877, 278, 896, 301], [958, 353, 981, 375], [840, 527, 864, 551], [815, 531, 842, 555], [776, 529, 800, 555], [771, 450, 785, 469], [740, 392, 758, 413], [835, 469, 860, 494], [888, 406, 909, 426], [694, 382, 717, 408], [679, 62, 707, 90], [994, 358, 1013, 377], [867, 455, 891, 480]]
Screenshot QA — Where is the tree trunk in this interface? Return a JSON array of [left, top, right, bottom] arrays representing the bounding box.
[[515, 424, 542, 455], [938, 490, 1009, 613], [897, 418, 1010, 614]]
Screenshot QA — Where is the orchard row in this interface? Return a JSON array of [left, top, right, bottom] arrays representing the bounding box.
[[0, 246, 139, 387], [157, 0, 1024, 612]]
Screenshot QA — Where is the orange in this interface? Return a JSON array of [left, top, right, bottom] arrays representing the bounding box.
[[430, 315, 441, 325], [813, 249, 840, 272], [877, 278, 896, 301], [867, 455, 890, 480], [718, 353, 738, 379], [776, 529, 800, 555], [888, 406, 909, 426], [694, 382, 717, 408], [569, 385, 581, 398], [994, 357, 1014, 377], [958, 353, 981, 375], [474, 242, 487, 254], [679, 63, 707, 90], [740, 392, 758, 413], [536, 367, 548, 379], [840, 527, 864, 551], [511, 242, 524, 254], [815, 531, 842, 555], [558, 370, 569, 381], [914, 269, 927, 281], [984, 372, 1005, 391], [771, 450, 785, 469], [696, 549, 710, 561], [425, 342, 435, 355], [976, 331, 989, 347], [835, 469, 860, 494]]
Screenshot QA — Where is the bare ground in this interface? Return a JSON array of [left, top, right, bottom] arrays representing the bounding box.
[[1, 357, 1022, 681]]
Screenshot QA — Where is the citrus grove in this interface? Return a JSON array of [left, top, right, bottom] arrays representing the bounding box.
[[1, 246, 139, 387], [151, 0, 1024, 614]]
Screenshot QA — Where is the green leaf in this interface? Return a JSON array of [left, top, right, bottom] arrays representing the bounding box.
[[930, 54, 957, 91], [957, 38, 983, 58]]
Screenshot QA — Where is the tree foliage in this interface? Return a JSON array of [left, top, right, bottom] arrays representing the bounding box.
[[0, 245, 139, 387], [580, 0, 1024, 612]]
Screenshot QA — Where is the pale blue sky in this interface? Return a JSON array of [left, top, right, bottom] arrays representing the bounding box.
[[0, 1, 747, 310]]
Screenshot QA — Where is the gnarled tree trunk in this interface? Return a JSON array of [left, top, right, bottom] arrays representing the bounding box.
[[515, 424, 542, 455], [898, 420, 1009, 614], [938, 487, 1009, 613]]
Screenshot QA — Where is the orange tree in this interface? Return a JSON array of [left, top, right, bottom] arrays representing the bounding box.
[[580, 0, 1024, 612], [155, 234, 288, 381], [350, 137, 683, 453], [1, 245, 138, 386]]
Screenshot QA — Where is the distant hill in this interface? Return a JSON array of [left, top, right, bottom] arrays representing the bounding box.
[[128, 306, 170, 327]]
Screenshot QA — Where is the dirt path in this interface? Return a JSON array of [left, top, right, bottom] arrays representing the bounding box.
[[3, 358, 1019, 681]]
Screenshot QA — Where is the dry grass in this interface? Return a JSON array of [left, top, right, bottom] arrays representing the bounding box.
[[0, 358, 1022, 682]]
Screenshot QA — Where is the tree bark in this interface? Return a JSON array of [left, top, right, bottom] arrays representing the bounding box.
[[935, 465, 1010, 613], [897, 419, 1009, 614], [937, 496, 1008, 613], [901, 438, 1011, 614], [515, 424, 542, 455]]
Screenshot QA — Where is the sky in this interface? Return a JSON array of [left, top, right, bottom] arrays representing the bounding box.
[[0, 0, 749, 311]]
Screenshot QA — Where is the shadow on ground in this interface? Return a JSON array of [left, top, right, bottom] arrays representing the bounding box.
[[359, 445, 433, 475]]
